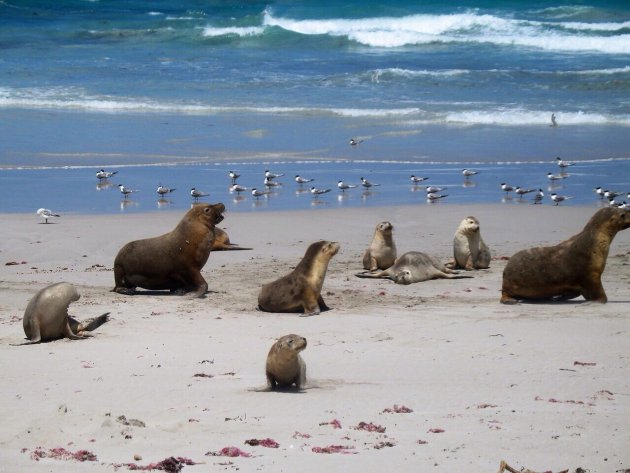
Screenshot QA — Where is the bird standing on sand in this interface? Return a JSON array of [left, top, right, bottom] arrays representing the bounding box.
[[551, 193, 572, 205], [360, 177, 380, 188], [264, 176, 282, 188], [295, 175, 314, 185], [594, 187, 605, 199], [532, 189, 544, 204], [36, 208, 60, 224], [96, 169, 117, 180], [410, 175, 429, 184], [190, 187, 209, 201], [157, 185, 176, 196], [230, 184, 247, 194], [118, 184, 139, 199], [462, 169, 478, 178], [604, 190, 621, 200], [555, 157, 574, 168], [229, 171, 240, 183], [337, 180, 357, 192]]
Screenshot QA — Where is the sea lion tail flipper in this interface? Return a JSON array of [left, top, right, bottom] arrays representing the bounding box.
[[77, 312, 111, 333], [354, 270, 383, 279]]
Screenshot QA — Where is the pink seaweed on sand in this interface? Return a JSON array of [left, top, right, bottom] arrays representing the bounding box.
[[121, 457, 197, 472], [354, 422, 386, 433], [312, 445, 357, 454], [206, 447, 251, 458], [293, 431, 311, 439], [319, 419, 342, 429], [382, 404, 413, 414], [428, 428, 445, 433], [29, 447, 97, 462], [244, 438, 279, 448]]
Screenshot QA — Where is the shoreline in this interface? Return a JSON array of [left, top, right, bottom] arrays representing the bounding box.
[[1, 204, 629, 472]]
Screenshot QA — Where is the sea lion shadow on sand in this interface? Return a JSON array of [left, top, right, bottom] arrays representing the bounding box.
[[13, 282, 110, 345]]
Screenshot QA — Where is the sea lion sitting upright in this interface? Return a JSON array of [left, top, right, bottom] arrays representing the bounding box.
[[18, 282, 109, 345], [362, 221, 397, 270], [501, 207, 630, 304], [113, 203, 225, 298], [448, 216, 491, 270], [356, 251, 472, 285], [258, 240, 340, 316], [266, 334, 307, 390]]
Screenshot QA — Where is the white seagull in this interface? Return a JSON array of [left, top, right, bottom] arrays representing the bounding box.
[[190, 187, 209, 201], [462, 168, 478, 177], [532, 189, 544, 204], [118, 184, 139, 199], [96, 169, 117, 180], [228, 171, 240, 183], [410, 175, 429, 184], [594, 187, 605, 199], [36, 208, 60, 224], [251, 188, 270, 199], [604, 190, 621, 200], [360, 177, 380, 188], [500, 183, 514, 194], [547, 172, 567, 182], [349, 138, 363, 146], [427, 193, 448, 201], [551, 193, 572, 205], [426, 185, 446, 194], [337, 180, 357, 192], [157, 185, 176, 196], [264, 176, 282, 187], [310, 186, 331, 197], [515, 187, 535, 198], [264, 170, 284, 179], [230, 184, 248, 194], [555, 157, 574, 168], [295, 175, 314, 185]]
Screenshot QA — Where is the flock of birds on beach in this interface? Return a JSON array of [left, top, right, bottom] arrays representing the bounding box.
[[35, 153, 628, 223]]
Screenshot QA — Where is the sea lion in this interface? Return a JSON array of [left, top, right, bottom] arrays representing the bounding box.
[[258, 240, 340, 315], [448, 216, 491, 270], [18, 282, 109, 345], [266, 334, 307, 390], [356, 251, 472, 285], [362, 221, 397, 270], [501, 207, 630, 304], [211, 227, 252, 251], [113, 203, 225, 298]]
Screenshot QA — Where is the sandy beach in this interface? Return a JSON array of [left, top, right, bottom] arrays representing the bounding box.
[[1, 204, 629, 473]]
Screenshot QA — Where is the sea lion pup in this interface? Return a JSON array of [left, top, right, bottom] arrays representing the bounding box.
[[266, 334, 307, 390], [258, 240, 340, 316], [501, 207, 630, 304], [113, 203, 225, 298], [356, 251, 473, 285], [18, 282, 109, 345], [211, 227, 252, 251], [362, 221, 397, 270], [448, 216, 491, 270]]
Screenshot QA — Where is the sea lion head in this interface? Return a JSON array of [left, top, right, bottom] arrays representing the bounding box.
[[377, 221, 393, 233], [586, 207, 630, 236], [189, 202, 225, 228], [460, 216, 480, 234], [305, 240, 340, 261], [277, 334, 307, 353], [392, 269, 413, 285]]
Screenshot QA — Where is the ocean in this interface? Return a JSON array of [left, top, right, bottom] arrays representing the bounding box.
[[1, 0, 629, 214]]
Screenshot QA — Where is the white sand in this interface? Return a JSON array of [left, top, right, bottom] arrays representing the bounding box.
[[1, 204, 629, 473]]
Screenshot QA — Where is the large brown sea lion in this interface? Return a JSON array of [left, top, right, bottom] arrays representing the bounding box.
[[17, 282, 109, 345], [448, 216, 491, 270], [501, 207, 630, 304], [266, 334, 307, 390], [356, 251, 472, 284], [113, 203, 225, 298], [258, 240, 340, 315], [362, 221, 397, 271]]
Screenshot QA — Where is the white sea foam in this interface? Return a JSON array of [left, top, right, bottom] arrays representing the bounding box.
[[260, 10, 630, 54], [202, 26, 265, 37]]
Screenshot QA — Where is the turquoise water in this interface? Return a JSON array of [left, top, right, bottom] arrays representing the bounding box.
[[1, 0, 629, 213]]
